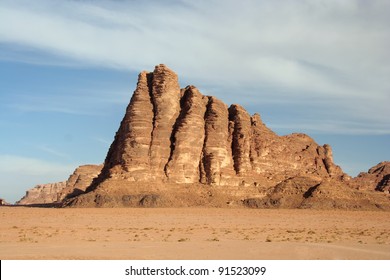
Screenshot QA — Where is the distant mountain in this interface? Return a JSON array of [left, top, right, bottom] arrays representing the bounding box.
[[16, 164, 102, 205], [16, 181, 66, 205]]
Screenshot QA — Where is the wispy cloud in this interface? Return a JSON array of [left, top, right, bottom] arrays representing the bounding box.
[[36, 145, 71, 159], [5, 88, 129, 115], [0, 0, 389, 134], [270, 120, 390, 136], [0, 154, 79, 203], [93, 137, 111, 146], [0, 154, 76, 176]]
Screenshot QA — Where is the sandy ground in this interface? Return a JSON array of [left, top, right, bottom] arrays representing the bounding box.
[[0, 207, 389, 260]]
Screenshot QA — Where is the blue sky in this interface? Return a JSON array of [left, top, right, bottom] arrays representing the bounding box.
[[0, 0, 389, 203]]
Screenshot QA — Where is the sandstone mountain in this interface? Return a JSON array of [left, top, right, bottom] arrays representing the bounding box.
[[16, 164, 102, 205], [87, 64, 344, 188], [64, 64, 389, 209]]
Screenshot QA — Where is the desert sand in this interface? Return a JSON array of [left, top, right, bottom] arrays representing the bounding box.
[[0, 207, 389, 260]]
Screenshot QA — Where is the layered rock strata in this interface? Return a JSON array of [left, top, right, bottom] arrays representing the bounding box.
[[17, 182, 66, 205], [64, 64, 390, 209], [200, 96, 235, 185], [17, 63, 390, 209], [17, 164, 102, 205], [58, 164, 103, 200], [85, 64, 345, 196]]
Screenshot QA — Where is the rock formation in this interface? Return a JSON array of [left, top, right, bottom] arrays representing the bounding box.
[[244, 175, 390, 210], [16, 164, 102, 205], [58, 164, 103, 200], [16, 61, 389, 210], [67, 64, 390, 209], [200, 96, 235, 185], [17, 182, 66, 205], [351, 162, 390, 193], [85, 64, 345, 192]]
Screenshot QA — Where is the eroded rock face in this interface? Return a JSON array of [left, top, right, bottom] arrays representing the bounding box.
[[17, 164, 102, 205], [67, 64, 390, 209], [200, 96, 235, 185], [91, 64, 181, 186], [229, 104, 252, 175], [149, 64, 182, 180], [100, 71, 154, 181], [58, 164, 103, 200], [244, 175, 389, 210], [17, 182, 66, 205], [352, 162, 390, 193], [165, 86, 208, 183], [85, 64, 346, 194], [18, 64, 389, 209]]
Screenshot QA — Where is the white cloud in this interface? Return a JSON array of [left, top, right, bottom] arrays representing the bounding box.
[[0, 155, 75, 176], [0, 0, 389, 134]]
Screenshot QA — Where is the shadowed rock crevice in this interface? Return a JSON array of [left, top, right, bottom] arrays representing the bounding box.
[[146, 72, 155, 161], [201, 96, 235, 185], [163, 90, 187, 178], [376, 174, 390, 192], [228, 104, 252, 175], [200, 96, 214, 184], [303, 183, 321, 199], [163, 86, 192, 178]]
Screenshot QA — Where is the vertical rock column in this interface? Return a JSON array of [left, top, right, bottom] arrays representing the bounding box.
[[165, 86, 208, 183], [249, 113, 278, 174], [100, 71, 154, 180], [323, 144, 343, 178], [229, 104, 252, 175], [201, 97, 235, 185], [149, 64, 182, 180]]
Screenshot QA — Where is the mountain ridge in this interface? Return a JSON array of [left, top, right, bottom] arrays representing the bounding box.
[[12, 64, 389, 209]]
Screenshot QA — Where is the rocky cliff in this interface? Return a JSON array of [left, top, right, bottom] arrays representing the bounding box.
[[58, 164, 103, 200], [63, 64, 388, 209], [16, 164, 102, 205], [17, 182, 66, 205], [86, 65, 344, 191]]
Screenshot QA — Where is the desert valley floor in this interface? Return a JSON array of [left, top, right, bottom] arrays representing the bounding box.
[[0, 207, 389, 260]]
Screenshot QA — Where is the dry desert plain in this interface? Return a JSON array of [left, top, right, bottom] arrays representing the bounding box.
[[0, 207, 389, 260]]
